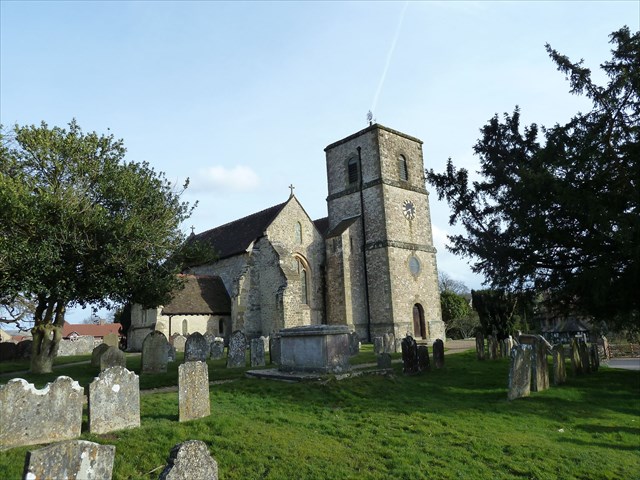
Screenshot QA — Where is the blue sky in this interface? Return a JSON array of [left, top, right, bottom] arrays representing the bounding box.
[[1, 1, 638, 323]]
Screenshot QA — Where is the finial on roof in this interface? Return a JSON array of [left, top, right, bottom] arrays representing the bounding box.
[[289, 184, 295, 198], [367, 110, 374, 126], [190, 225, 195, 236]]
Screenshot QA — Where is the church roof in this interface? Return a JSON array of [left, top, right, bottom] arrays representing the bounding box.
[[162, 275, 231, 316], [190, 201, 288, 260], [326, 216, 360, 238], [313, 217, 329, 237]]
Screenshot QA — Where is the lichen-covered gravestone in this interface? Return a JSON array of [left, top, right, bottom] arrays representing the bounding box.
[[23, 440, 115, 480], [508, 345, 532, 400], [100, 346, 126, 371], [488, 335, 499, 360], [373, 336, 384, 355], [383, 333, 396, 354], [580, 342, 591, 374], [531, 338, 549, 392], [401, 335, 419, 374], [475, 332, 485, 360], [570, 338, 583, 375], [171, 334, 187, 353], [88, 366, 140, 434], [210, 337, 225, 360], [269, 334, 281, 365], [142, 331, 169, 374], [167, 344, 176, 363], [103, 332, 120, 347], [349, 332, 360, 356], [250, 338, 266, 367], [226, 331, 247, 368], [185, 332, 209, 362], [551, 344, 566, 385], [433, 339, 445, 369], [0, 376, 83, 448], [179, 361, 210, 422], [418, 345, 431, 372], [91, 344, 111, 368], [158, 440, 218, 480]]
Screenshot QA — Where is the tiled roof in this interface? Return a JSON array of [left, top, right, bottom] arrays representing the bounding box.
[[189, 201, 288, 261], [313, 217, 330, 237], [62, 322, 122, 338], [162, 275, 231, 316], [326, 216, 360, 238]]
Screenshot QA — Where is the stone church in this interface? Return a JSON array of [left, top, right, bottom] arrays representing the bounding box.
[[127, 123, 444, 350]]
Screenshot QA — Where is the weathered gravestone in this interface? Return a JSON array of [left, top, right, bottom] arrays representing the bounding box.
[[88, 366, 140, 434], [0, 342, 18, 361], [401, 335, 419, 374], [171, 334, 187, 353], [433, 339, 445, 369], [16, 340, 33, 359], [531, 339, 549, 392], [210, 337, 225, 360], [418, 345, 431, 372], [488, 335, 498, 360], [580, 342, 591, 374], [226, 331, 247, 368], [185, 332, 209, 362], [260, 335, 269, 353], [383, 333, 396, 354], [250, 338, 266, 367], [167, 344, 176, 363], [269, 333, 281, 365], [142, 331, 169, 374], [508, 345, 532, 401], [23, 440, 115, 480], [349, 332, 360, 356], [103, 332, 120, 347], [503, 336, 515, 356], [179, 361, 211, 422], [100, 346, 126, 371], [58, 336, 95, 357], [204, 332, 216, 351], [373, 336, 384, 355], [91, 344, 111, 368], [377, 353, 392, 369], [475, 332, 485, 361], [570, 338, 583, 375], [0, 376, 83, 448], [589, 344, 599, 372], [551, 344, 566, 385], [158, 440, 218, 480]]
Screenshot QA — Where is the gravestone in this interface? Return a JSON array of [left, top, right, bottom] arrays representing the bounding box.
[[589, 344, 599, 372], [204, 332, 216, 351], [100, 346, 126, 371], [377, 353, 392, 369], [91, 343, 111, 368], [23, 440, 115, 480], [58, 336, 95, 356], [167, 344, 176, 363], [373, 336, 384, 355], [433, 339, 445, 369], [579, 341, 591, 374], [475, 332, 485, 360], [179, 361, 210, 422], [383, 333, 396, 354], [269, 333, 281, 365], [185, 332, 209, 362], [348, 332, 360, 356], [250, 338, 266, 367], [171, 334, 187, 353], [488, 335, 498, 360], [103, 332, 120, 347], [508, 345, 532, 400], [531, 338, 549, 392], [0, 376, 83, 448], [551, 344, 566, 385], [142, 331, 169, 374], [159, 440, 218, 480], [226, 331, 247, 368], [503, 336, 515, 356], [570, 338, 583, 375], [88, 366, 140, 434], [418, 345, 430, 372], [16, 339, 33, 359], [260, 335, 269, 353], [0, 342, 18, 361], [401, 335, 419, 374], [210, 337, 225, 360]]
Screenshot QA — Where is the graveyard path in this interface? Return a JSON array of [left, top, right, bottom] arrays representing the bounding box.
[[140, 379, 236, 395], [444, 339, 476, 355]]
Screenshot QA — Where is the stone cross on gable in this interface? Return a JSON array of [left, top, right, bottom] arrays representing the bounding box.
[[289, 184, 295, 197], [190, 226, 195, 235]]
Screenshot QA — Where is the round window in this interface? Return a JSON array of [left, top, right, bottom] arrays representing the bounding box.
[[409, 256, 421, 276]]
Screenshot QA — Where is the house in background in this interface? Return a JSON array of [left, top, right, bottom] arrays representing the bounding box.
[[62, 321, 122, 342]]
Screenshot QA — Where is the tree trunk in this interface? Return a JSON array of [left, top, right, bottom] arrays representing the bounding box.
[[30, 322, 62, 374]]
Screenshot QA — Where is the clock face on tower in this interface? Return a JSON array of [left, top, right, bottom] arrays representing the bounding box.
[[402, 200, 416, 221]]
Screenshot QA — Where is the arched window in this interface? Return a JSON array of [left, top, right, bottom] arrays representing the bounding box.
[[295, 256, 310, 305], [399, 155, 409, 181], [295, 222, 302, 244], [182, 319, 188, 336], [347, 157, 359, 185], [413, 304, 427, 339]]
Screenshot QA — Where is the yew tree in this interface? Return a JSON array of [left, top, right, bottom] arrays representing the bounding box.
[[426, 27, 639, 329], [1, 120, 194, 372]]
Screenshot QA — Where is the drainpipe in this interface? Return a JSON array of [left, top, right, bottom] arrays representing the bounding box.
[[357, 147, 373, 343]]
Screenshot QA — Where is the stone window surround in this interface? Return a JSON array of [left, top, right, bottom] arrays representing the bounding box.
[[293, 253, 311, 305], [398, 153, 409, 182]]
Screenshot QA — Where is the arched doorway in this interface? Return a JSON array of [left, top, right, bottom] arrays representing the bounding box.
[[413, 304, 426, 339]]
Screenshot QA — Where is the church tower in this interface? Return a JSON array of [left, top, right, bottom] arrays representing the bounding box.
[[324, 124, 444, 343]]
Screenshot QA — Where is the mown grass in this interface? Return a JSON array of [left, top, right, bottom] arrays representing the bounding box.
[[1, 349, 638, 479]]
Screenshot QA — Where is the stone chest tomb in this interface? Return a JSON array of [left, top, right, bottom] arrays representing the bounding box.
[[279, 324, 351, 374]]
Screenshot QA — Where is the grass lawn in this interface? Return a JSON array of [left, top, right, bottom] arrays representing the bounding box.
[[1, 348, 638, 479]]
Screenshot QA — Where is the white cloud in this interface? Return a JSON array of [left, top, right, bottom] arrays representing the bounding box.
[[190, 165, 260, 192]]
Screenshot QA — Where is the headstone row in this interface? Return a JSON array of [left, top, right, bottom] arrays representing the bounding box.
[[0, 340, 32, 361], [399, 335, 444, 374]]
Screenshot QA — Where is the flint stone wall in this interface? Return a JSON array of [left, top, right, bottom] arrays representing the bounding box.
[[0, 376, 83, 448], [58, 336, 95, 357], [23, 440, 115, 480], [88, 366, 140, 434]]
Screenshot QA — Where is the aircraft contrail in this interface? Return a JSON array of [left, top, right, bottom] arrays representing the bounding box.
[[371, 1, 409, 118]]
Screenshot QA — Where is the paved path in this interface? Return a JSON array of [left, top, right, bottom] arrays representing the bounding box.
[[602, 358, 640, 371]]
